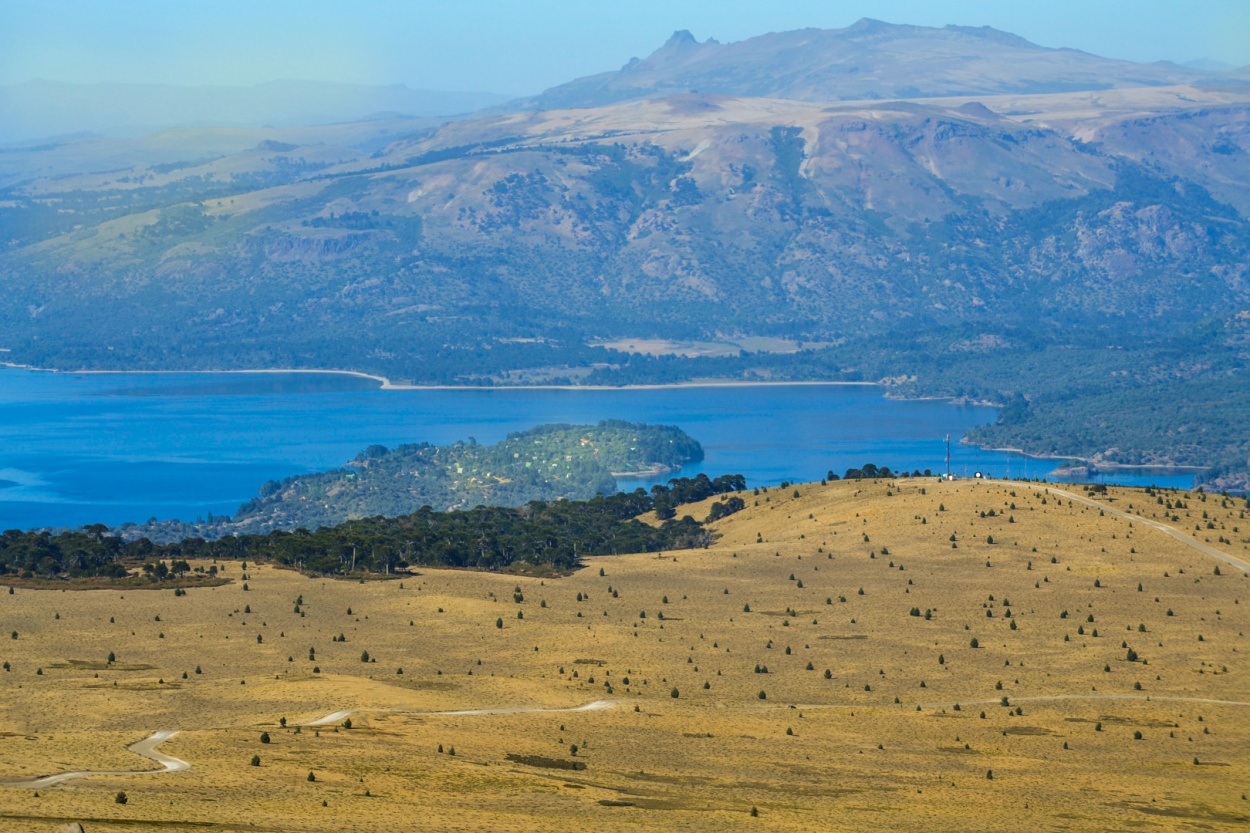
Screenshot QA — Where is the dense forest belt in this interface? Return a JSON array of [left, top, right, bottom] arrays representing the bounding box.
[[0, 473, 748, 579]]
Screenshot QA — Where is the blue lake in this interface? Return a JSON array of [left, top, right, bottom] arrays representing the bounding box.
[[0, 368, 1196, 531]]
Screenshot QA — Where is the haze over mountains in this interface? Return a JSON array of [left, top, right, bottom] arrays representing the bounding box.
[[3, 19, 1250, 486], [0, 80, 513, 144]]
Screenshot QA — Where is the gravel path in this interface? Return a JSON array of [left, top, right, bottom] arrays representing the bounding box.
[[2, 701, 618, 789], [1021, 483, 1250, 573], [300, 698, 616, 726], [1, 730, 187, 789]]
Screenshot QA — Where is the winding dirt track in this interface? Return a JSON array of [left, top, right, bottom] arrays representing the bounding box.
[[919, 693, 1250, 709], [1020, 483, 1250, 573], [760, 694, 1250, 713], [414, 697, 616, 718], [299, 698, 616, 726], [1, 730, 188, 789], [300, 710, 353, 727], [1, 704, 618, 788]]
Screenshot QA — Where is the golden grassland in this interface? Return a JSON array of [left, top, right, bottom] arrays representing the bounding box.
[[0, 479, 1247, 832]]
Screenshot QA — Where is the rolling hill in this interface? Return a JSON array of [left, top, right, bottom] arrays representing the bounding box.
[[0, 477, 1246, 831]]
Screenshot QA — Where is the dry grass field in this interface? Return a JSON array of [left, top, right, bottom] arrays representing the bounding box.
[[1, 478, 1247, 831]]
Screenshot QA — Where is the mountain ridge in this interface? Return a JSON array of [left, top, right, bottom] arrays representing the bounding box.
[[2, 23, 1250, 487], [520, 18, 1218, 111]]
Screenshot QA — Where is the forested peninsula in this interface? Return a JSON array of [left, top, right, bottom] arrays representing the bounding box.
[[116, 421, 703, 543]]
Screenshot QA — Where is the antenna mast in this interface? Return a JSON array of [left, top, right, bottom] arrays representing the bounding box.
[[945, 434, 951, 479]]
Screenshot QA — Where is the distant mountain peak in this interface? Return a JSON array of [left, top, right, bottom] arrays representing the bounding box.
[[648, 29, 718, 60], [845, 17, 895, 33], [524, 21, 1208, 111], [664, 29, 700, 48]]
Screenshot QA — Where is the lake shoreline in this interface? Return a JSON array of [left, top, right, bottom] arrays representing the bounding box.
[[0, 362, 1201, 533], [975, 442, 1208, 475], [0, 362, 878, 392], [1, 361, 1204, 480]]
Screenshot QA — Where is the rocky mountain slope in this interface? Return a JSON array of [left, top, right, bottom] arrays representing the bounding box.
[[2, 23, 1250, 482], [4, 87, 1248, 373]]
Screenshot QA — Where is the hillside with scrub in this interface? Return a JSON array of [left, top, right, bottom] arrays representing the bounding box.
[[0, 476, 1246, 831]]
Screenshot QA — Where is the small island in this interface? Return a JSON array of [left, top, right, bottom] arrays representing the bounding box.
[[118, 421, 703, 542]]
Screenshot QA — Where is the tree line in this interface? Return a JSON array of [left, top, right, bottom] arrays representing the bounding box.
[[1, 475, 748, 580]]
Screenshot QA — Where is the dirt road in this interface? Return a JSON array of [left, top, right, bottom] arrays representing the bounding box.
[[1, 730, 187, 789], [1020, 483, 1250, 573]]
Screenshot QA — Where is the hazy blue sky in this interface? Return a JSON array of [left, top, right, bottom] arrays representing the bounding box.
[[2, 0, 1248, 93]]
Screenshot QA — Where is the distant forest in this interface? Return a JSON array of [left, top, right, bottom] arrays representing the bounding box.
[[1, 473, 749, 579]]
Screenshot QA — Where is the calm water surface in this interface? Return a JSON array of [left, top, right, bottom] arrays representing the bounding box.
[[0, 369, 1195, 530]]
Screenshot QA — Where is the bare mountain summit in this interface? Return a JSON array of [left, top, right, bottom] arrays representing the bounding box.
[[523, 18, 1213, 109]]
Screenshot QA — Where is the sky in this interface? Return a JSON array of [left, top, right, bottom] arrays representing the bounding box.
[[1, 0, 1248, 94]]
